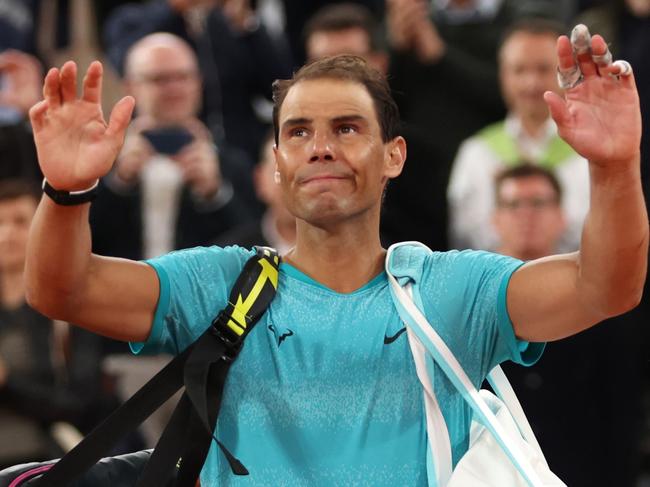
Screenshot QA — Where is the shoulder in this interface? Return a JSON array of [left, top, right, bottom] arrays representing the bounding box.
[[389, 245, 521, 290], [147, 245, 255, 282], [389, 244, 516, 282]]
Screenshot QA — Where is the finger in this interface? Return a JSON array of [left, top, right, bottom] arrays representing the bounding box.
[[82, 61, 103, 104], [543, 91, 570, 128], [130, 115, 156, 133], [590, 35, 612, 75], [556, 36, 581, 89], [556, 36, 575, 71], [29, 100, 49, 132], [43, 67, 61, 109], [615, 63, 637, 90], [106, 96, 135, 141], [59, 61, 77, 103], [182, 118, 211, 141], [570, 24, 597, 77]]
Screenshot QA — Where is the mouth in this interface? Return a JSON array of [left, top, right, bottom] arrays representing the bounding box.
[[300, 174, 349, 185]]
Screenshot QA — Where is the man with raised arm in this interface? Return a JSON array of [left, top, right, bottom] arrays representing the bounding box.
[[24, 29, 647, 486]]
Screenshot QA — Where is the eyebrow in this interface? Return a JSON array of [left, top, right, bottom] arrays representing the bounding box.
[[332, 114, 367, 125], [281, 114, 368, 131], [281, 117, 311, 131]]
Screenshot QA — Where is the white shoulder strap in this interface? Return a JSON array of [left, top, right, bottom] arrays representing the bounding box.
[[404, 286, 454, 487], [385, 242, 544, 487]]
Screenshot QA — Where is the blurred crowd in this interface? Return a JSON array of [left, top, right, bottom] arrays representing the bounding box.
[[0, 0, 649, 485]]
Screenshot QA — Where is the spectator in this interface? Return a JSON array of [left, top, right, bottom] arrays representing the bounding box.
[[103, 0, 293, 162], [279, 0, 384, 65], [303, 3, 449, 250], [493, 163, 641, 486], [492, 164, 566, 260], [386, 0, 514, 185], [0, 179, 130, 467], [448, 18, 589, 251], [0, 1, 41, 56], [216, 132, 296, 252], [90, 32, 254, 261], [0, 49, 42, 182], [575, 3, 650, 481]]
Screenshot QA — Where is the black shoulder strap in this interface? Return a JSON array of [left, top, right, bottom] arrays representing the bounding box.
[[36, 246, 280, 487]]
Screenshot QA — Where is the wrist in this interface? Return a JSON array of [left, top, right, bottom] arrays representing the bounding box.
[[42, 178, 99, 206]]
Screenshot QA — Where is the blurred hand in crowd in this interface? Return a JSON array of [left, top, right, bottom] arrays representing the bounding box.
[[172, 119, 221, 199], [386, 0, 445, 63], [219, 0, 257, 32], [168, 0, 217, 13], [169, 0, 256, 32], [113, 117, 156, 185], [114, 116, 221, 199], [0, 50, 43, 117], [0, 357, 7, 387]]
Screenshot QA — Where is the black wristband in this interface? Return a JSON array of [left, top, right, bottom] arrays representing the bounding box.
[[42, 179, 99, 206]]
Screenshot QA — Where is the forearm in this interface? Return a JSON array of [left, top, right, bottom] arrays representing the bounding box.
[[578, 157, 649, 317], [25, 197, 93, 319]]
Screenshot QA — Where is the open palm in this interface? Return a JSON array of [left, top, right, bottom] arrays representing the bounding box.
[[545, 35, 641, 167], [30, 61, 135, 191]]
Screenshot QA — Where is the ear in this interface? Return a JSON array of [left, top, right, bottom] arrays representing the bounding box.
[[384, 136, 406, 179], [272, 144, 281, 184]]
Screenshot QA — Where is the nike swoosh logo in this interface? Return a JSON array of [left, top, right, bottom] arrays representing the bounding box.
[[384, 327, 407, 344]]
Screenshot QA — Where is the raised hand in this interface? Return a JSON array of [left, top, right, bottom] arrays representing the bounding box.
[[544, 31, 641, 167], [29, 61, 135, 191]]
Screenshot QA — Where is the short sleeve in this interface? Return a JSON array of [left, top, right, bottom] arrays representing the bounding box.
[[419, 250, 544, 384], [130, 245, 254, 355]]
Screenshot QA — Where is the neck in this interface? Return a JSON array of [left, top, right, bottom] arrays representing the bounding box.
[[1, 267, 26, 309], [519, 114, 548, 139], [273, 212, 297, 247], [284, 212, 385, 293]]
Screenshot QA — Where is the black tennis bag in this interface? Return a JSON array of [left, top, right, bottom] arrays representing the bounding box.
[[0, 247, 280, 487]]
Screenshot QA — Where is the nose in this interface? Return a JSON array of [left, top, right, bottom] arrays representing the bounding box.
[[309, 131, 335, 162]]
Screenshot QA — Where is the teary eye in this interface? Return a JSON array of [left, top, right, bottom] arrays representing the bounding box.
[[338, 125, 357, 134], [290, 128, 307, 137]]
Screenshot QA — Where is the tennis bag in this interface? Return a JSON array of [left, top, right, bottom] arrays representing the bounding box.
[[0, 246, 280, 487], [386, 242, 565, 487]]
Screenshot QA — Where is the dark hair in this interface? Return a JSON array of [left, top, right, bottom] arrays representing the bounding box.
[[499, 17, 567, 55], [0, 179, 41, 203], [303, 3, 382, 53], [272, 55, 400, 145], [495, 164, 563, 203]]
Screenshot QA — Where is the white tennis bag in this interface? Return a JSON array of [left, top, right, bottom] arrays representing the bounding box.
[[386, 242, 566, 487]]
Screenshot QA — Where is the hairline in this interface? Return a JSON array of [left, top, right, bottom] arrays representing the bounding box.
[[275, 76, 385, 145]]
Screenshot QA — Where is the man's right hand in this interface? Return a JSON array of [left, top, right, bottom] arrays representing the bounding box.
[[29, 61, 135, 191]]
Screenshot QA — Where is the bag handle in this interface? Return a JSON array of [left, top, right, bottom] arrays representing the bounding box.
[[403, 285, 453, 487], [386, 242, 544, 487]]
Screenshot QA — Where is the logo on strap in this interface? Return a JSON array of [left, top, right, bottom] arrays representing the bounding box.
[[226, 253, 279, 337]]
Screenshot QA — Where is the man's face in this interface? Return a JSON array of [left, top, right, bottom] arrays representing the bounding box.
[[127, 44, 202, 125], [493, 175, 565, 259], [0, 196, 37, 272], [499, 31, 559, 122], [274, 78, 404, 227]]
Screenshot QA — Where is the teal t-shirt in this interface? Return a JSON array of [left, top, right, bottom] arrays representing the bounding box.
[[133, 245, 543, 486]]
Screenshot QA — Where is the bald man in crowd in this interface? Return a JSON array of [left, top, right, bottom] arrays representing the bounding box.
[[90, 32, 255, 262]]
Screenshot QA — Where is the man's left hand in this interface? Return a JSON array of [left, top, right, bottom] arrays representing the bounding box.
[[544, 32, 641, 168]]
